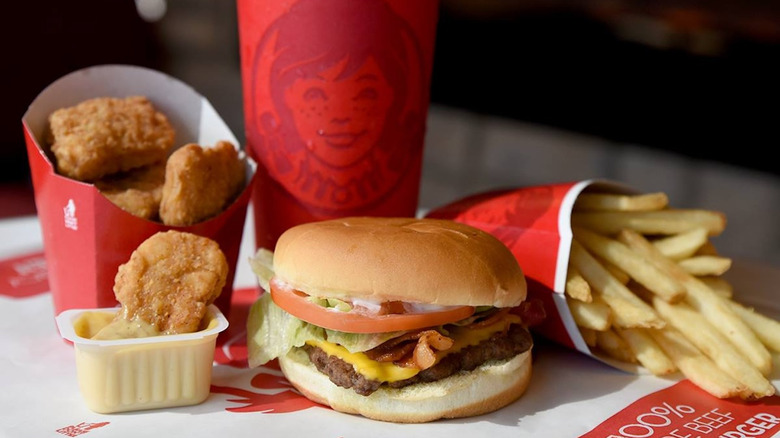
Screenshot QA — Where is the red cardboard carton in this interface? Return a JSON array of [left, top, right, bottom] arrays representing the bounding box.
[[22, 64, 257, 319], [426, 179, 639, 371]]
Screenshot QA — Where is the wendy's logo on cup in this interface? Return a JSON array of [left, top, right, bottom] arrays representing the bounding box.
[[247, 0, 427, 213]]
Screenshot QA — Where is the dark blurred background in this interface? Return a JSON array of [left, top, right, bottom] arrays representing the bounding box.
[[431, 0, 780, 172], [3, 0, 780, 216]]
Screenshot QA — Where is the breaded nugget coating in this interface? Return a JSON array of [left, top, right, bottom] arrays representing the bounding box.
[[160, 141, 246, 226], [48, 96, 175, 181], [95, 161, 166, 220], [113, 230, 228, 334]]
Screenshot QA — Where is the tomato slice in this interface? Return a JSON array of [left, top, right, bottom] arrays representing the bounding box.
[[269, 280, 476, 333]]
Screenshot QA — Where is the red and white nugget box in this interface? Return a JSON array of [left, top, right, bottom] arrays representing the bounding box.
[[426, 179, 638, 370], [22, 64, 256, 319]]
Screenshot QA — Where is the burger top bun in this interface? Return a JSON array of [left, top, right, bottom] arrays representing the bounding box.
[[272, 217, 527, 307]]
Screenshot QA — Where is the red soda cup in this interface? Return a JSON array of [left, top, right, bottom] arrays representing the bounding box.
[[237, 0, 440, 250]]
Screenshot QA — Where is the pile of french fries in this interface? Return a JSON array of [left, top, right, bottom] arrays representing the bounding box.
[[566, 190, 780, 400]]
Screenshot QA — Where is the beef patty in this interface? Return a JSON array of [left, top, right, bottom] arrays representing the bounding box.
[[304, 323, 533, 396]]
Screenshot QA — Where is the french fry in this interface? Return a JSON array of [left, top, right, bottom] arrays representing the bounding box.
[[615, 327, 677, 376], [652, 227, 709, 260], [727, 300, 780, 353], [574, 192, 669, 212], [567, 295, 611, 331], [678, 255, 732, 276], [698, 276, 733, 298], [596, 329, 637, 364], [579, 326, 598, 347], [649, 327, 748, 399], [652, 297, 776, 400], [568, 188, 780, 400], [571, 209, 726, 236], [597, 255, 631, 285], [569, 239, 664, 329], [565, 265, 592, 302], [695, 241, 720, 256], [574, 227, 685, 303], [617, 229, 773, 376], [626, 281, 654, 302]]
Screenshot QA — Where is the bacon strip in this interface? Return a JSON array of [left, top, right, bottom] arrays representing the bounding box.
[[466, 308, 512, 330], [362, 304, 539, 371], [511, 297, 546, 328], [412, 330, 453, 369], [365, 329, 454, 370]]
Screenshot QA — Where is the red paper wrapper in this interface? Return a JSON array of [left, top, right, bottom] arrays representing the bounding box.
[[426, 179, 639, 370], [22, 65, 257, 319], [237, 0, 439, 250]]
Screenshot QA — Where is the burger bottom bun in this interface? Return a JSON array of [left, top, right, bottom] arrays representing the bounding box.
[[278, 347, 533, 423]]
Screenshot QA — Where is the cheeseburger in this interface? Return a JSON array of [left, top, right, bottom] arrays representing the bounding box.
[[246, 217, 543, 423]]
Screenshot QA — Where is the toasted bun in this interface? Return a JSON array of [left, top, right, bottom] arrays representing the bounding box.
[[273, 217, 526, 307], [279, 347, 532, 423]]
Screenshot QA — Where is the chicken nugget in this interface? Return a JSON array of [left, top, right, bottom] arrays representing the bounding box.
[[94, 161, 166, 220], [160, 141, 246, 226], [48, 96, 175, 181], [113, 230, 228, 334]]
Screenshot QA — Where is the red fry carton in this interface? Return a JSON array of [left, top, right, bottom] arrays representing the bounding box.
[[22, 64, 257, 319], [426, 179, 639, 371]]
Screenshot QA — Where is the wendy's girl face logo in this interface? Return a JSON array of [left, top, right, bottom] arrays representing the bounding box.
[[247, 0, 429, 213], [284, 57, 394, 170]]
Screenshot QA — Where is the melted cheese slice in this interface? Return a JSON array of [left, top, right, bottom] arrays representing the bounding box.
[[306, 314, 522, 383]]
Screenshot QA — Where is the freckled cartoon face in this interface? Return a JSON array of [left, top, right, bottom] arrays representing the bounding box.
[[284, 57, 394, 168]]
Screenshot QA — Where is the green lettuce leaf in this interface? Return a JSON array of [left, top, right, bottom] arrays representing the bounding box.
[[246, 293, 408, 366], [323, 328, 405, 353], [246, 292, 325, 368], [248, 248, 274, 292], [246, 248, 412, 363]]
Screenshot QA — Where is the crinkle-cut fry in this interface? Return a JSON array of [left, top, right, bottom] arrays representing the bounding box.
[[727, 300, 780, 353], [677, 255, 732, 276], [652, 297, 775, 400], [574, 227, 685, 303], [615, 327, 677, 376], [596, 329, 637, 364], [571, 209, 726, 237], [565, 265, 592, 302], [579, 326, 598, 347], [567, 295, 611, 331], [652, 227, 709, 261], [617, 229, 772, 376], [698, 276, 733, 298], [569, 239, 664, 329], [649, 327, 748, 400], [574, 192, 669, 212]]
